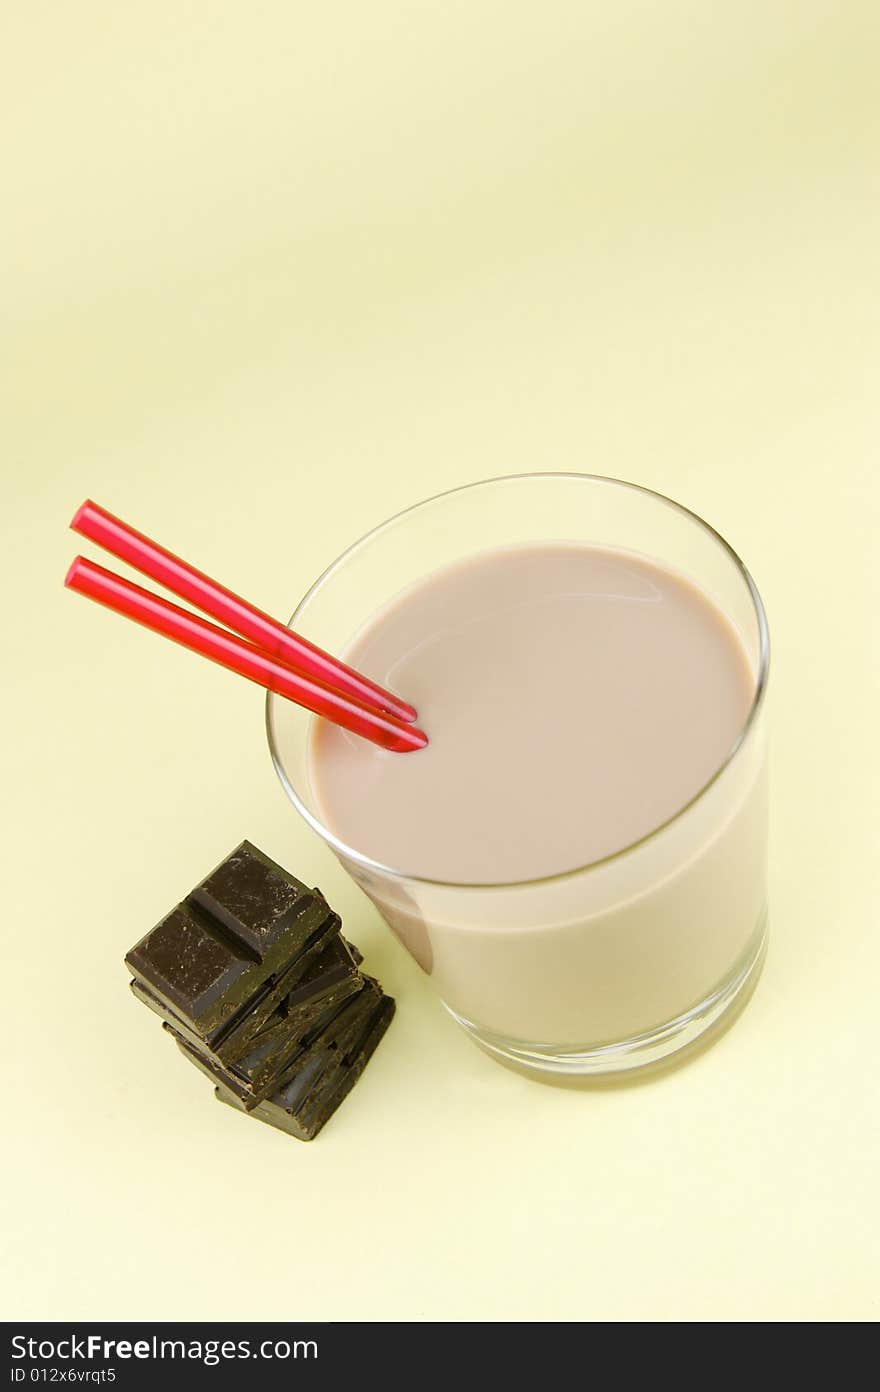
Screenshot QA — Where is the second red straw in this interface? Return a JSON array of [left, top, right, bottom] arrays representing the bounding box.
[[71, 500, 417, 724], [65, 557, 427, 754]]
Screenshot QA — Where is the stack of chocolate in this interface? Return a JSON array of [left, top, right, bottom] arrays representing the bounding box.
[[125, 840, 395, 1141]]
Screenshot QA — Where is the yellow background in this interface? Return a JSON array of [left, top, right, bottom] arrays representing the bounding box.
[[3, 3, 878, 1321]]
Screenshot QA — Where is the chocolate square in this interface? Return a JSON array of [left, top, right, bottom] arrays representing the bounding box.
[[124, 838, 394, 1141], [211, 914, 348, 1063], [188, 841, 316, 955], [125, 844, 332, 1036], [170, 977, 366, 1109], [128, 912, 344, 1058], [126, 902, 254, 1026], [215, 988, 395, 1141], [227, 970, 364, 1095]]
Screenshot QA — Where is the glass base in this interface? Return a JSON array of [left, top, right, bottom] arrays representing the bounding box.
[[444, 913, 768, 1079]]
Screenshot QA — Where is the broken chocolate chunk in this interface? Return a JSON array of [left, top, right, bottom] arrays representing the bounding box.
[[210, 913, 349, 1063], [126, 901, 255, 1029], [188, 841, 317, 955], [215, 988, 395, 1140], [171, 972, 373, 1108], [125, 847, 332, 1037], [125, 838, 394, 1141]]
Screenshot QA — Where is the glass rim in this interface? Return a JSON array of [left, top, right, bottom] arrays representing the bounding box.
[[266, 471, 770, 891]]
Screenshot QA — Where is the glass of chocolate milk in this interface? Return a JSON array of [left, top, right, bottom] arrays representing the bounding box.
[[267, 475, 769, 1076]]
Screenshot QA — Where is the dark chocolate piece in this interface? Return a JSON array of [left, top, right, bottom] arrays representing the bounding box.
[[229, 975, 363, 1094], [211, 914, 349, 1063], [171, 976, 374, 1109], [233, 940, 364, 1091], [270, 931, 359, 1016], [163, 931, 363, 1098], [291, 987, 394, 1138], [126, 902, 254, 1028], [129, 922, 344, 1060], [188, 841, 315, 955], [125, 843, 331, 1037], [125, 837, 395, 1141], [216, 989, 395, 1140]]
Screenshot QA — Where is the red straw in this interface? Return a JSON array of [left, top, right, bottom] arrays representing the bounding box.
[[71, 500, 417, 724], [65, 557, 428, 754]]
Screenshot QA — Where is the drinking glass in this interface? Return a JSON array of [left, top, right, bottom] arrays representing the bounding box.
[[267, 474, 769, 1076]]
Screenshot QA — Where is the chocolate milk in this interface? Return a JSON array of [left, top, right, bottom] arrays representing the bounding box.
[[311, 544, 753, 881], [309, 543, 766, 1049]]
